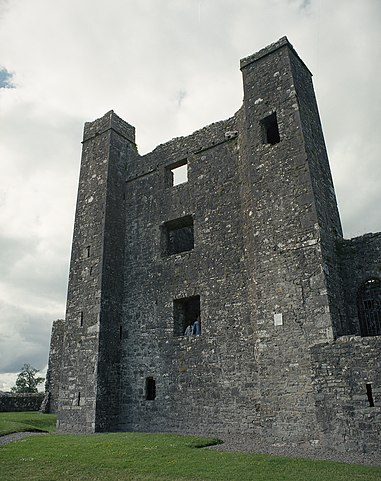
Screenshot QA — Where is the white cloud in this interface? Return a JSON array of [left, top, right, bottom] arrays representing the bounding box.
[[0, 0, 380, 388]]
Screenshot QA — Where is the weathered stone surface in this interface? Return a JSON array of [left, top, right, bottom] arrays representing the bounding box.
[[311, 336, 381, 454], [0, 393, 44, 412], [43, 319, 64, 413], [45, 37, 381, 454]]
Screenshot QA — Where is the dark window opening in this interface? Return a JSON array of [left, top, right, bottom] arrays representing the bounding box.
[[165, 159, 188, 187], [79, 311, 84, 327], [162, 216, 194, 255], [145, 377, 156, 400], [86, 245, 91, 258], [358, 278, 381, 336], [261, 112, 280, 145], [366, 383, 375, 407], [173, 295, 201, 337], [119, 325, 123, 340], [77, 391, 81, 406]]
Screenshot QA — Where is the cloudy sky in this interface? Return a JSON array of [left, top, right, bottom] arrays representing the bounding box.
[[0, 0, 380, 391]]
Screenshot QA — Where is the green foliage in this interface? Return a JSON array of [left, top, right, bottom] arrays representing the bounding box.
[[0, 431, 380, 481], [0, 411, 56, 435], [10, 364, 44, 393]]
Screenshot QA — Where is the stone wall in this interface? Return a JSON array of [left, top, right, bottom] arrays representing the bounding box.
[[0, 393, 44, 412], [120, 114, 259, 436], [44, 319, 65, 413], [339, 233, 381, 335], [311, 336, 381, 453]]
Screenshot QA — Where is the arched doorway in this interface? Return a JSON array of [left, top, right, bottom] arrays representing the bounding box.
[[357, 278, 381, 336]]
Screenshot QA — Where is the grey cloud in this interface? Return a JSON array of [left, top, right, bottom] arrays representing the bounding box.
[[0, 302, 52, 374], [175, 90, 187, 107]]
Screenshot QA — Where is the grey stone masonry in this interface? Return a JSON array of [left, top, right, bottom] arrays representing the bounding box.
[[311, 336, 381, 454], [43, 319, 65, 413], [0, 393, 44, 412], [46, 37, 380, 456], [339, 233, 381, 336], [56, 111, 138, 433]]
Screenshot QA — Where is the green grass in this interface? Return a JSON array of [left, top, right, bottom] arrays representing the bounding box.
[[0, 411, 56, 435], [1, 430, 380, 481], [0, 414, 380, 481]]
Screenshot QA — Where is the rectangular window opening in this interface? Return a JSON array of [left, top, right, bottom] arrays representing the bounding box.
[[77, 391, 81, 406], [86, 245, 91, 258], [162, 215, 194, 256], [173, 295, 201, 337], [145, 377, 156, 400], [119, 325, 123, 340], [166, 160, 188, 187], [79, 311, 84, 327], [261, 112, 280, 145], [366, 383, 375, 407]]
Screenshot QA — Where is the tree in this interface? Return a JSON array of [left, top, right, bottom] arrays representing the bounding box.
[[11, 364, 44, 393]]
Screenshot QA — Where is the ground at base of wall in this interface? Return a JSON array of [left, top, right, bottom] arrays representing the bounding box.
[[205, 433, 381, 466]]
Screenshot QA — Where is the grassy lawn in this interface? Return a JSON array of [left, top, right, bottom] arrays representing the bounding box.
[[0, 413, 380, 481], [0, 411, 56, 435]]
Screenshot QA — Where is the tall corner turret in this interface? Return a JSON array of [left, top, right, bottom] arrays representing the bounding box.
[[56, 111, 138, 433]]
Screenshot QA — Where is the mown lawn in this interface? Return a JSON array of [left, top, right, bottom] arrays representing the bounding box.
[[0, 411, 56, 435], [0, 413, 380, 481]]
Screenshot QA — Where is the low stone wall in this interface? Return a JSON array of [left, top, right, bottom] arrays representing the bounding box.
[[311, 336, 381, 453], [0, 393, 45, 412]]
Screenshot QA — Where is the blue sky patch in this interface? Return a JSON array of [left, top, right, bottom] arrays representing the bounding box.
[[0, 68, 15, 88]]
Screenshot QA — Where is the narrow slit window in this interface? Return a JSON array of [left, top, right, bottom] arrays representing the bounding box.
[[366, 383, 375, 407], [162, 215, 194, 256], [86, 245, 91, 258], [145, 377, 156, 401], [77, 391, 81, 406], [173, 295, 201, 337], [261, 112, 280, 145], [119, 325, 123, 340], [79, 311, 84, 327], [166, 160, 188, 187]]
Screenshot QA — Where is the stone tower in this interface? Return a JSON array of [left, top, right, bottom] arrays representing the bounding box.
[[49, 37, 381, 453], [238, 38, 346, 440], [57, 113, 138, 432]]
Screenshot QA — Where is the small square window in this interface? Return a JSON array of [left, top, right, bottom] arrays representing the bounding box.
[[162, 216, 194, 255], [261, 112, 280, 145], [166, 160, 188, 187], [173, 295, 201, 337]]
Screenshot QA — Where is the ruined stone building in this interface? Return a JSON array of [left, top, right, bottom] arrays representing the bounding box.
[[46, 37, 381, 454]]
